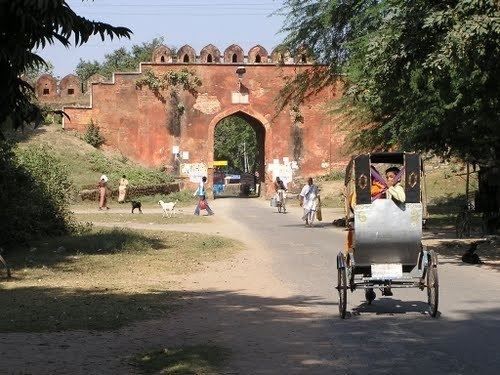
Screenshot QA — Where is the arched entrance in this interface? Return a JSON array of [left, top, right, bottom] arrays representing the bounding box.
[[210, 110, 266, 197]]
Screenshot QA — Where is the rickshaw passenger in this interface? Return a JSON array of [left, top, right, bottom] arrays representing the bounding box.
[[346, 167, 405, 251], [349, 178, 385, 209], [385, 167, 405, 203]]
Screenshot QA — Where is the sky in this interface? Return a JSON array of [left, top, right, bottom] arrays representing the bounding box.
[[39, 0, 287, 77]]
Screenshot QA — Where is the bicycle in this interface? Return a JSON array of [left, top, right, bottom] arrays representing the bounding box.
[[277, 190, 287, 214], [455, 201, 475, 238], [0, 253, 11, 279]]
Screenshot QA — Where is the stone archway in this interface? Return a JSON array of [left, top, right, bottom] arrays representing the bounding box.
[[208, 107, 270, 193]]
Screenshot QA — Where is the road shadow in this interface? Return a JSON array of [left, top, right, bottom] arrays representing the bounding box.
[[280, 223, 334, 229], [5, 229, 166, 270], [351, 298, 431, 316], [1, 285, 500, 374], [424, 239, 500, 272]]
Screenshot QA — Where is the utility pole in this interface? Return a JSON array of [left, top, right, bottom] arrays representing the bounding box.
[[243, 141, 248, 173]]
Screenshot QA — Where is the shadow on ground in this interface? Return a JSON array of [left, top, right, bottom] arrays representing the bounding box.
[[1, 287, 499, 374], [5, 229, 167, 271], [426, 239, 500, 272]]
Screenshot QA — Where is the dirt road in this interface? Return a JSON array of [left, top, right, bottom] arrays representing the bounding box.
[[1, 198, 499, 374]]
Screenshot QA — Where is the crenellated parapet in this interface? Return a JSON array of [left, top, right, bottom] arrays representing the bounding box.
[[35, 74, 58, 99], [34, 72, 112, 101], [199, 44, 221, 63], [35, 43, 314, 103], [151, 44, 313, 65]]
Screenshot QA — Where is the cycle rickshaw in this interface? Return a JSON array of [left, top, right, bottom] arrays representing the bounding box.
[[337, 152, 438, 318]]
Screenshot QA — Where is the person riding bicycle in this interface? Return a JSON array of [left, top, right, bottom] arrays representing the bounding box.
[[274, 177, 287, 208]]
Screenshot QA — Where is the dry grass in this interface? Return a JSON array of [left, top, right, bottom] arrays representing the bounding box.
[[74, 212, 208, 225], [131, 345, 231, 374], [0, 228, 242, 332]]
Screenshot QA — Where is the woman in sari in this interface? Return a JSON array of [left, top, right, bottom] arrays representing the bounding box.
[[118, 175, 129, 203], [98, 175, 109, 210]]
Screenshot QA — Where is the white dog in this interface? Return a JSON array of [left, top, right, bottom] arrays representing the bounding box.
[[158, 200, 178, 218]]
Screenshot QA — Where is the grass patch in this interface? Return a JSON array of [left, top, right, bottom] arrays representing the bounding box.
[[320, 194, 343, 208], [131, 190, 198, 207], [284, 193, 343, 209], [72, 190, 199, 208], [317, 169, 345, 182], [74, 212, 207, 225], [0, 228, 242, 332], [12, 125, 174, 192], [132, 345, 230, 375]]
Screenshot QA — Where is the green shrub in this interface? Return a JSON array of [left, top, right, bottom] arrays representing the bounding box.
[[83, 119, 104, 147], [88, 151, 110, 173], [320, 170, 346, 181], [0, 143, 76, 248], [85, 151, 174, 188], [162, 189, 194, 204], [109, 166, 174, 186]]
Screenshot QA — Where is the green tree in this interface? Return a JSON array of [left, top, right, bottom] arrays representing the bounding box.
[[84, 119, 104, 148], [23, 61, 55, 83], [0, 0, 131, 137], [75, 59, 101, 83], [76, 37, 165, 81], [0, 143, 76, 248], [214, 116, 258, 172], [279, 0, 500, 166]]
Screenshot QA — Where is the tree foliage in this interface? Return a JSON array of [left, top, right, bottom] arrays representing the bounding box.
[[84, 119, 104, 148], [214, 116, 258, 172], [135, 69, 202, 136], [76, 38, 166, 82], [22, 61, 55, 83], [279, 0, 500, 165], [0, 0, 131, 135], [0, 143, 76, 248]]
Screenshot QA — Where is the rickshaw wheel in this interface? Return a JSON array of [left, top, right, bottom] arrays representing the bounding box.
[[427, 266, 439, 317], [338, 267, 347, 318], [278, 204, 282, 213]]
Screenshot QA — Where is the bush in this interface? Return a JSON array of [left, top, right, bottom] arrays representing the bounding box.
[[0, 143, 76, 248], [83, 119, 104, 147], [85, 151, 174, 188], [79, 183, 180, 201], [320, 170, 346, 181]]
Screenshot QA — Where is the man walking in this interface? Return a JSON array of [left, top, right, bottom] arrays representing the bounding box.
[[299, 177, 320, 227], [194, 176, 214, 216]]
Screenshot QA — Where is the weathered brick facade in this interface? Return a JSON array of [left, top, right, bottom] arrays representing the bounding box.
[[62, 44, 346, 190]]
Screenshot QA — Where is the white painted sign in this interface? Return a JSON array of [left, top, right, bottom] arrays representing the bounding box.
[[180, 163, 207, 183], [268, 160, 294, 186], [371, 263, 403, 279], [231, 92, 249, 104]]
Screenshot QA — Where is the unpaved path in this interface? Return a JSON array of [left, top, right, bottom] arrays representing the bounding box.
[[1, 199, 499, 374]]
